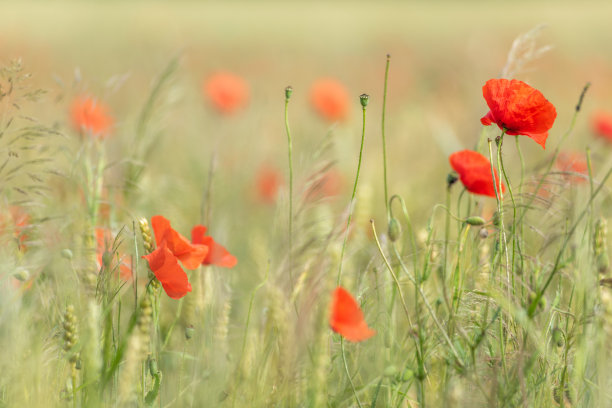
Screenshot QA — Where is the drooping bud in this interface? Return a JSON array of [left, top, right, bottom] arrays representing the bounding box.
[[284, 86, 293, 101], [61, 249, 73, 260], [388, 217, 401, 242], [465, 216, 485, 226], [447, 172, 458, 188], [13, 268, 29, 282], [185, 325, 195, 340], [551, 328, 564, 348]]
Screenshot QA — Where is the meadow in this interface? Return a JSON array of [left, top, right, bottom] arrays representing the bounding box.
[[2, 1, 612, 407]]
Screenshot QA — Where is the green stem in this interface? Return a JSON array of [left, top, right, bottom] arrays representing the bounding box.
[[381, 54, 391, 219], [285, 89, 294, 286], [336, 99, 368, 286]]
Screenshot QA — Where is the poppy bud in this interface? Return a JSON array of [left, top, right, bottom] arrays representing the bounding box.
[[598, 252, 610, 274], [401, 368, 414, 382], [465, 216, 485, 226], [551, 328, 564, 348], [447, 172, 458, 188], [61, 249, 73, 260], [185, 325, 195, 340], [384, 365, 398, 378], [479, 228, 489, 239], [13, 268, 29, 282], [388, 217, 401, 242], [285, 86, 293, 101], [148, 356, 158, 376], [359, 93, 369, 108], [102, 251, 112, 268]]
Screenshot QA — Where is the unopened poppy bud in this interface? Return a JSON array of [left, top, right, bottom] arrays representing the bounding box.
[[13, 268, 29, 282], [479, 228, 489, 239], [388, 218, 401, 242], [402, 368, 414, 382], [285, 86, 293, 101], [551, 328, 564, 348], [598, 252, 610, 274], [148, 356, 158, 376], [359, 93, 369, 108], [465, 216, 485, 226], [185, 325, 195, 340], [102, 251, 112, 268], [61, 249, 73, 260], [384, 365, 398, 378], [447, 172, 458, 188]]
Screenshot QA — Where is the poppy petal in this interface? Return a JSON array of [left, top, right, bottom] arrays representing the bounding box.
[[151, 215, 209, 269], [191, 225, 238, 268], [329, 287, 375, 342], [143, 243, 192, 299], [449, 150, 505, 197], [481, 78, 556, 149]]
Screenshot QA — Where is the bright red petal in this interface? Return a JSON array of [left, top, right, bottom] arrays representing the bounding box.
[[329, 287, 375, 342], [143, 243, 192, 299], [191, 225, 238, 268], [151, 215, 171, 247], [481, 79, 556, 149], [152, 216, 208, 269], [449, 150, 505, 198]]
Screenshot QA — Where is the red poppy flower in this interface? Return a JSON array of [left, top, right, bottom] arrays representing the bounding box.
[[191, 225, 237, 268], [255, 165, 284, 204], [71, 96, 114, 137], [310, 78, 350, 122], [449, 150, 505, 198], [480, 79, 557, 149], [329, 286, 375, 342], [556, 151, 588, 184], [143, 242, 192, 299], [204, 72, 249, 114], [151, 215, 208, 269], [592, 111, 612, 142]]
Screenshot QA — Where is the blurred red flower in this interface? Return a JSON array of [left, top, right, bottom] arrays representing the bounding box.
[[204, 72, 249, 114], [0, 206, 30, 251], [310, 78, 350, 122], [71, 96, 114, 137], [329, 286, 375, 342], [256, 165, 284, 204], [480, 79, 557, 149], [95, 228, 132, 281], [592, 111, 612, 142], [556, 151, 588, 184], [449, 150, 505, 198], [191, 225, 237, 268]]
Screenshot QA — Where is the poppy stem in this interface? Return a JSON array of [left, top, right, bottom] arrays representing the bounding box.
[[336, 95, 368, 286], [284, 87, 294, 286], [336, 95, 368, 408], [381, 54, 391, 219]]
